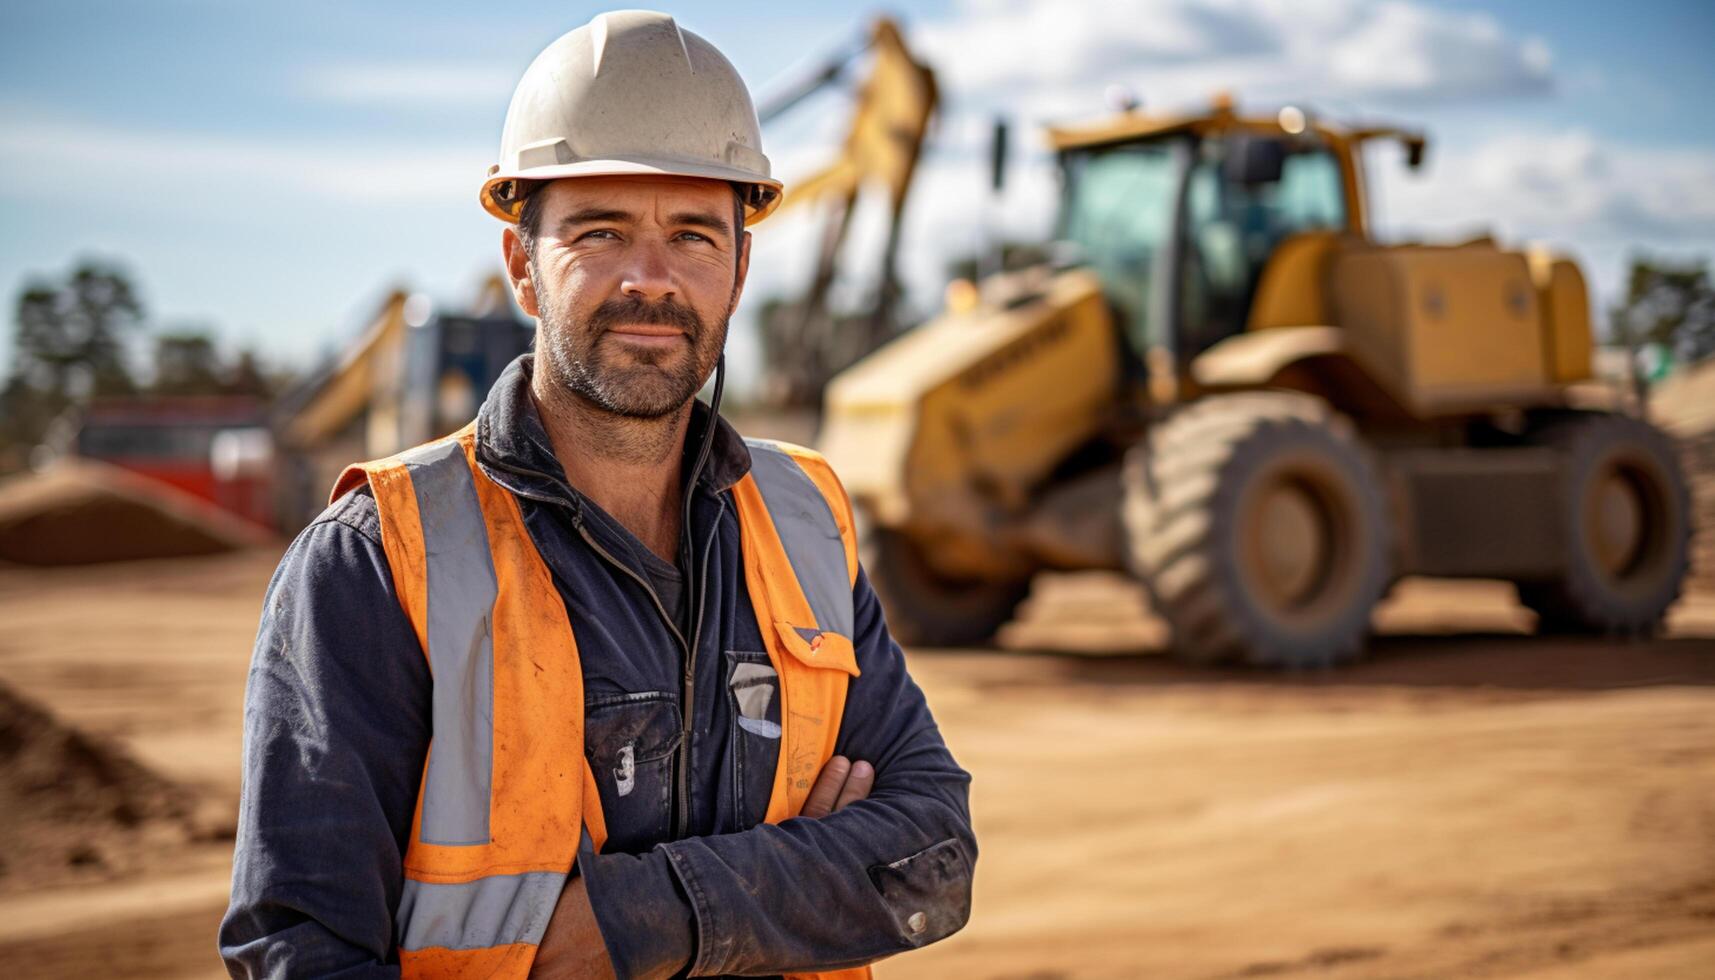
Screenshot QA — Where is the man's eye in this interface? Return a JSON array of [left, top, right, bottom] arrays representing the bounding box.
[[578, 229, 618, 241], [676, 231, 712, 243]]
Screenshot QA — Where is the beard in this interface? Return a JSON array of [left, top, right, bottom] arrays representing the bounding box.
[[537, 285, 728, 420]]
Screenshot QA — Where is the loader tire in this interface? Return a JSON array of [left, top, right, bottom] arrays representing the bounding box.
[[1123, 392, 1390, 667], [1515, 412, 1690, 636], [860, 524, 1030, 649]]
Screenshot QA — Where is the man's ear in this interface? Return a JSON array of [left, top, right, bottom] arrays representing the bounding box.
[[502, 226, 539, 318]]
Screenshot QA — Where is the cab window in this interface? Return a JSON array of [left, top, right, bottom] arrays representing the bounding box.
[[1183, 144, 1345, 352]]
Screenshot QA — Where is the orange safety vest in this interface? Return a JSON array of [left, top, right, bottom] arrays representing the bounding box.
[[333, 423, 872, 980]]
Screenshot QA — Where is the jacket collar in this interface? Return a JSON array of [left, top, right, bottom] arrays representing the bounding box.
[[474, 354, 752, 509]]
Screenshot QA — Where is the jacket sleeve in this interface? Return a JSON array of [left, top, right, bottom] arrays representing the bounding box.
[[580, 563, 977, 977], [219, 497, 433, 978]]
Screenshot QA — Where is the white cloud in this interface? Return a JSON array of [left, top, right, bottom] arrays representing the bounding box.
[[914, 0, 1555, 123], [1324, 2, 1552, 100], [296, 62, 517, 110], [0, 111, 490, 208], [1371, 130, 1715, 248], [917, 0, 1277, 91]]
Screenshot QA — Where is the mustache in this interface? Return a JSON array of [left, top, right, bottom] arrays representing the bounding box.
[[587, 295, 704, 337]]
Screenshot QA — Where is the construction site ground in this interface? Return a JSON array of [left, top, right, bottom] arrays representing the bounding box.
[[1, 551, 1711, 979]]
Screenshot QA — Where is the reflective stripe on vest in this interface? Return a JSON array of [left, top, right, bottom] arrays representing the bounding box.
[[333, 425, 872, 980], [745, 439, 854, 638], [405, 439, 497, 847]]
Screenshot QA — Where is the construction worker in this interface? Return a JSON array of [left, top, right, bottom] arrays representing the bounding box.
[[219, 10, 974, 979]]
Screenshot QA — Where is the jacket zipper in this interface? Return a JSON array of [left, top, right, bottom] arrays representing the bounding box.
[[486, 453, 723, 841], [573, 522, 691, 658], [672, 494, 724, 839]]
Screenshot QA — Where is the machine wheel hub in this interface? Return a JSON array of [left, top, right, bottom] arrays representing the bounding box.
[[1249, 479, 1327, 607], [1585, 462, 1651, 579], [1238, 462, 1353, 617]]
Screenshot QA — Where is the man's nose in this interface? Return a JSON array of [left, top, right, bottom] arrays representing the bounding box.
[[618, 240, 676, 304]]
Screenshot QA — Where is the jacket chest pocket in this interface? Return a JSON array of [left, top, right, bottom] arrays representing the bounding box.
[[725, 650, 780, 824], [583, 691, 679, 853]]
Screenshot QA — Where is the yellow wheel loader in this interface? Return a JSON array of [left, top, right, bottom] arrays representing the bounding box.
[[818, 101, 1692, 666]]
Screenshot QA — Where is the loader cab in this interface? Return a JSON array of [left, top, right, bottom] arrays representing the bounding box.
[[1053, 110, 1372, 366]]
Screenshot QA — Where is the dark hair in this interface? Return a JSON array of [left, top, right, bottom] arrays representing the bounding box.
[[515, 181, 548, 257], [514, 182, 747, 261]]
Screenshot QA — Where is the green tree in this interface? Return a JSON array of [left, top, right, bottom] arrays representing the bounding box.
[[0, 375, 57, 472], [13, 262, 143, 399], [151, 335, 282, 398], [2, 261, 145, 469], [151, 331, 226, 395], [225, 349, 276, 399], [1610, 257, 1715, 365]]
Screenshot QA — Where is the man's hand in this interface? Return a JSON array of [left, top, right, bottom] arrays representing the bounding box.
[[531, 873, 617, 980], [801, 755, 875, 819]]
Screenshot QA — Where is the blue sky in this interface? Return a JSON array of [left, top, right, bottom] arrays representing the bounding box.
[[3, 0, 1712, 392]]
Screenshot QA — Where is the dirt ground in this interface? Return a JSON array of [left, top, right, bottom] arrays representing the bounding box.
[[0, 552, 1711, 979]]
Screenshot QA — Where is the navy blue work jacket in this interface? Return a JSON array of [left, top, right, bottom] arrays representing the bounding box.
[[219, 356, 976, 978]]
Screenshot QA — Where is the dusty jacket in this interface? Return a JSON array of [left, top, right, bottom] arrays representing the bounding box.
[[219, 356, 976, 978]]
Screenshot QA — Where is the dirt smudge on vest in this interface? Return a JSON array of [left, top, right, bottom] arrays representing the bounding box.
[[0, 549, 1713, 977]]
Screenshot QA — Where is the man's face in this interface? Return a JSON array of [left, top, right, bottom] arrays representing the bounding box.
[[506, 175, 749, 419]]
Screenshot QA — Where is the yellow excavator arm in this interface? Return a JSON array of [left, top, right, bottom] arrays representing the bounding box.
[[751, 16, 939, 408], [766, 17, 937, 220]]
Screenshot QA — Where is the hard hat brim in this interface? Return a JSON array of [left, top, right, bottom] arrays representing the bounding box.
[[482, 157, 784, 226]]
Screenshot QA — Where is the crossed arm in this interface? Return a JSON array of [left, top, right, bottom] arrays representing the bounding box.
[[537, 568, 977, 977], [533, 756, 878, 979]]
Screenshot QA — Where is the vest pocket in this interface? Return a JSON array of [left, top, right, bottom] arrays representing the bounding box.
[[583, 691, 678, 853], [725, 650, 781, 825], [771, 619, 860, 676]]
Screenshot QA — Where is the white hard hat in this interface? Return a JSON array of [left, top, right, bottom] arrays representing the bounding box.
[[481, 10, 783, 226]]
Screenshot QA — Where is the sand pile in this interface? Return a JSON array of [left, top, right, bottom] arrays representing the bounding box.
[[1652, 357, 1715, 439], [1653, 360, 1715, 591], [1680, 432, 1715, 591], [0, 680, 194, 889], [0, 459, 273, 566]]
